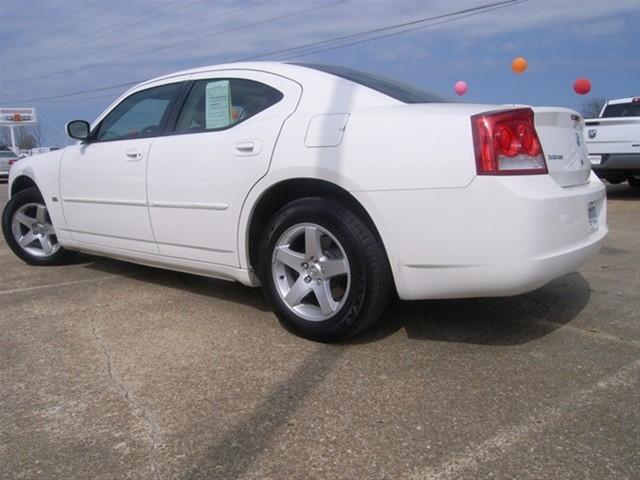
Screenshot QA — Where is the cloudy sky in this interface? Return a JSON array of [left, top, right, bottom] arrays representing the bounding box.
[[0, 0, 638, 146]]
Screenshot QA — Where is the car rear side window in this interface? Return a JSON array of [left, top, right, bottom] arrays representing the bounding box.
[[601, 102, 640, 118], [293, 63, 448, 104], [174, 78, 283, 133], [94, 83, 182, 141]]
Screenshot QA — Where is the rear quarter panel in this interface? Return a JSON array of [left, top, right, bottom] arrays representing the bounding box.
[[266, 103, 486, 192], [238, 102, 493, 270]]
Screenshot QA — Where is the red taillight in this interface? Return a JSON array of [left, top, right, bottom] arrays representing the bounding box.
[[471, 108, 547, 175], [8, 159, 16, 166]]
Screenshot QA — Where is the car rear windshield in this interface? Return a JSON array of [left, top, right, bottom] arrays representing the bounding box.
[[601, 102, 640, 118], [0, 151, 16, 157], [293, 63, 448, 104]]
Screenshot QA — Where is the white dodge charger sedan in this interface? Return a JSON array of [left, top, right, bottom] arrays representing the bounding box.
[[2, 62, 607, 341]]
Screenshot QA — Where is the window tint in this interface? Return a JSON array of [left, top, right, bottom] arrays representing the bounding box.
[[95, 83, 181, 141], [175, 78, 283, 132], [293, 63, 448, 104], [601, 102, 640, 118]]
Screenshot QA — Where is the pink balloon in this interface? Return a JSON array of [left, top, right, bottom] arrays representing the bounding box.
[[454, 81, 468, 96]]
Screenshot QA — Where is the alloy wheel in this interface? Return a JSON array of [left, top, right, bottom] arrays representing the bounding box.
[[11, 202, 60, 258], [271, 223, 351, 322]]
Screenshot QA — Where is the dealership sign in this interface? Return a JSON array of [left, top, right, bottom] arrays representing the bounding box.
[[0, 108, 38, 125]]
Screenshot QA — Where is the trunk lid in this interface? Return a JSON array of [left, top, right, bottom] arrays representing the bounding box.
[[533, 107, 591, 187]]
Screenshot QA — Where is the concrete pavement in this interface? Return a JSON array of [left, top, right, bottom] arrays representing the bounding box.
[[1, 182, 638, 480]]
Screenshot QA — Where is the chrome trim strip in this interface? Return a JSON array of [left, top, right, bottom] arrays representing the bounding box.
[[67, 229, 233, 253], [149, 201, 229, 211], [405, 264, 479, 269], [157, 241, 234, 254], [67, 229, 156, 244], [63, 197, 147, 207]]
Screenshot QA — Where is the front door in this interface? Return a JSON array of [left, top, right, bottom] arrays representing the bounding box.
[[60, 82, 183, 254], [147, 71, 302, 266]]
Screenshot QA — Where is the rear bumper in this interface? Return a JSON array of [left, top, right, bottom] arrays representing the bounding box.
[[357, 172, 607, 300], [591, 153, 640, 172]]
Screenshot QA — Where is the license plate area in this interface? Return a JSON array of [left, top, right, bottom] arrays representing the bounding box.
[[588, 201, 598, 232]]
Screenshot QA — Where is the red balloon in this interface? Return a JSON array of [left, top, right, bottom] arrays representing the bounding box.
[[573, 78, 591, 95]]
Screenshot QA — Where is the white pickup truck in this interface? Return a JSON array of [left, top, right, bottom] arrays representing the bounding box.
[[584, 97, 640, 187]]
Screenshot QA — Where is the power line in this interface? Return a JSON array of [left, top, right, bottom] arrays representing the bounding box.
[[5, 0, 525, 104], [13, 0, 270, 72], [2, 80, 144, 103], [281, 0, 527, 60], [2, 0, 131, 51], [6, 0, 206, 69], [242, 0, 524, 61], [9, 0, 340, 84], [30, 91, 126, 104]]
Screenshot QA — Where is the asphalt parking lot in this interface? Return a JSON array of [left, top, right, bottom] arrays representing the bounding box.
[[0, 181, 638, 480]]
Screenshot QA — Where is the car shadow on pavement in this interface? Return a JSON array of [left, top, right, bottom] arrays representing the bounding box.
[[183, 343, 345, 480], [80, 254, 271, 312], [83, 253, 591, 347], [356, 272, 592, 346]]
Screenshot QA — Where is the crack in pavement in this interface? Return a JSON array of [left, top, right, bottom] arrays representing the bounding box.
[[90, 300, 162, 480]]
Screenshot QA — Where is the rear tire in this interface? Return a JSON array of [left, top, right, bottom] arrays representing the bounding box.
[[2, 187, 76, 265], [259, 197, 391, 342]]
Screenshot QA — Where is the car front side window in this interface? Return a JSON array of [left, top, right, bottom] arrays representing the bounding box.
[[175, 78, 283, 133], [94, 83, 182, 142]]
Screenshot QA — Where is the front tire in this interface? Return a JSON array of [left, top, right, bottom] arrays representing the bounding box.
[[259, 197, 391, 342], [2, 187, 76, 265]]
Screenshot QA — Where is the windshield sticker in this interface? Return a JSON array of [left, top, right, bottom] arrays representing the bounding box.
[[205, 80, 232, 129]]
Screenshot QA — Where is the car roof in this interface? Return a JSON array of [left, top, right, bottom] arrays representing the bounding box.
[[606, 97, 640, 105], [140, 61, 312, 86]]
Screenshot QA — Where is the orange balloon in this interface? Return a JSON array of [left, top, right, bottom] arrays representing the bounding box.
[[512, 56, 528, 74]]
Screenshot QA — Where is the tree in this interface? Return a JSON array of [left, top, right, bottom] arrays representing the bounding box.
[[26, 123, 47, 147], [0, 127, 10, 147], [17, 129, 38, 149], [580, 98, 606, 119], [10, 124, 47, 150]]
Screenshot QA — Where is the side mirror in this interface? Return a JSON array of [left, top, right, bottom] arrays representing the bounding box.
[[66, 120, 91, 141]]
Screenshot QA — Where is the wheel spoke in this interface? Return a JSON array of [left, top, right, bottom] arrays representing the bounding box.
[[35, 205, 47, 223], [39, 235, 55, 255], [15, 212, 35, 228], [304, 226, 324, 260], [42, 223, 56, 235], [275, 246, 305, 272], [313, 281, 338, 315], [19, 231, 37, 247], [272, 222, 351, 322], [321, 258, 348, 278], [284, 277, 312, 307]]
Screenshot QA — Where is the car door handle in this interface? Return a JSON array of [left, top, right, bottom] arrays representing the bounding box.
[[125, 149, 143, 161], [235, 140, 262, 156]]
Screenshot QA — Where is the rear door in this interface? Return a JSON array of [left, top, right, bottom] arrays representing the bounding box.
[[147, 70, 302, 266]]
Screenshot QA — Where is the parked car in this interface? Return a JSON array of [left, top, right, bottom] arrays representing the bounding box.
[[0, 149, 19, 180], [2, 62, 608, 341], [584, 97, 640, 187]]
